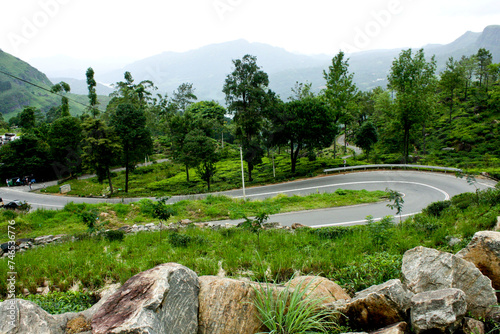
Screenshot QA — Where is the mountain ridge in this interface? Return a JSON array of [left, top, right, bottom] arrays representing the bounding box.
[[1, 25, 499, 114]]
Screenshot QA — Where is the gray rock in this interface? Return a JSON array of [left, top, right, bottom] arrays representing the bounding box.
[[456, 231, 500, 293], [402, 246, 497, 319], [410, 288, 467, 333], [370, 322, 409, 334], [0, 299, 65, 334], [339, 279, 413, 330], [91, 263, 199, 334], [461, 317, 486, 334]]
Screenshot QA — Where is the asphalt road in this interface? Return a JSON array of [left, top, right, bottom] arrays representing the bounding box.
[[1, 170, 496, 227]]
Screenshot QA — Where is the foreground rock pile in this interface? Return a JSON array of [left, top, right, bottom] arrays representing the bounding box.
[[1, 231, 500, 333]]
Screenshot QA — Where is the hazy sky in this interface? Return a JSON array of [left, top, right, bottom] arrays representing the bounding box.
[[1, 0, 499, 63]]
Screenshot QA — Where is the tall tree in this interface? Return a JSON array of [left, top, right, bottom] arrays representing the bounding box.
[[172, 83, 197, 113], [476, 48, 493, 90], [19, 106, 36, 131], [81, 118, 122, 194], [322, 51, 358, 156], [439, 57, 465, 124], [86, 67, 99, 118], [51, 81, 71, 117], [388, 48, 437, 163], [183, 129, 219, 191], [269, 97, 336, 174], [48, 116, 82, 178], [223, 54, 271, 181], [168, 111, 198, 182], [110, 103, 152, 193], [354, 121, 378, 160]]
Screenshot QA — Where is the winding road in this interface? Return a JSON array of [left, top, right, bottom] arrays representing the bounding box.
[[1, 170, 496, 227]]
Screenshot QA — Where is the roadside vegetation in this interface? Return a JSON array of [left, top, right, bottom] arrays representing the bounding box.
[[0, 189, 387, 242], [1, 187, 498, 318]]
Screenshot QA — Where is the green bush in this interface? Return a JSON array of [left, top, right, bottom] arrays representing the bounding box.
[[23, 291, 97, 314], [104, 230, 125, 242], [311, 226, 353, 240], [423, 200, 451, 217]]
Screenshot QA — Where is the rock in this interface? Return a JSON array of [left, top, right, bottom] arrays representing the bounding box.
[[198, 276, 268, 334], [181, 219, 193, 225], [339, 279, 413, 330], [402, 246, 497, 319], [0, 299, 65, 334], [65, 315, 91, 334], [462, 317, 485, 334], [287, 275, 350, 304], [291, 223, 308, 229], [456, 231, 500, 294], [370, 322, 409, 334], [262, 222, 281, 229], [92, 263, 199, 334], [410, 288, 467, 334]]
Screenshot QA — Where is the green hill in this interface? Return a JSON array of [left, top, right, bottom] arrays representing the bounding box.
[[0, 50, 110, 118]]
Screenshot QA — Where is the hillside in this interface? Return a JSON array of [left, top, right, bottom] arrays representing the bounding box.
[[0, 50, 111, 117], [0, 49, 60, 116]]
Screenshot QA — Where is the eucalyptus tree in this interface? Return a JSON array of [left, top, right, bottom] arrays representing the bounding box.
[[172, 83, 197, 113], [322, 51, 358, 156], [439, 57, 465, 124], [51, 81, 71, 117], [388, 48, 437, 163], [223, 54, 271, 181], [110, 103, 152, 193], [86, 67, 99, 118]]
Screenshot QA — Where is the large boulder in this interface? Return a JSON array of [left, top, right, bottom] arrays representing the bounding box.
[[410, 288, 467, 334], [197, 276, 267, 334], [0, 284, 119, 334], [370, 322, 409, 334], [338, 279, 413, 330], [287, 275, 350, 304], [402, 246, 497, 319], [0, 299, 66, 334], [456, 231, 500, 294], [92, 263, 199, 334]]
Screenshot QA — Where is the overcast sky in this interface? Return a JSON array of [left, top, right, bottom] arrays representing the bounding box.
[[1, 0, 499, 64]]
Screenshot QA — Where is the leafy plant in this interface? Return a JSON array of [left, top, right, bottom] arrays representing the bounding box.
[[23, 291, 97, 314], [78, 209, 99, 234], [386, 188, 404, 221], [252, 276, 341, 334], [104, 230, 125, 242]]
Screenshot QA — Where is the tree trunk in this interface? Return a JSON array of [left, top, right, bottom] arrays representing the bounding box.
[[107, 168, 114, 195], [125, 152, 129, 193], [185, 164, 190, 182], [247, 162, 253, 182]]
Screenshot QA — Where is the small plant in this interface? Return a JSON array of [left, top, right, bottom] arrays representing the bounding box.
[[252, 276, 341, 333], [78, 209, 99, 234], [386, 188, 404, 222], [151, 197, 175, 242], [23, 291, 97, 314], [240, 211, 269, 249]]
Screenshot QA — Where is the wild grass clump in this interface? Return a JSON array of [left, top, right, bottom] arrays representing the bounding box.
[[252, 276, 342, 334]]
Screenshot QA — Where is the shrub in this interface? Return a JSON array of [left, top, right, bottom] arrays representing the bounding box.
[[311, 226, 353, 240], [104, 230, 125, 242], [423, 200, 451, 217]]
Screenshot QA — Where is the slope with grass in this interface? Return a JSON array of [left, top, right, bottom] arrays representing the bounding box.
[[1, 186, 498, 305]]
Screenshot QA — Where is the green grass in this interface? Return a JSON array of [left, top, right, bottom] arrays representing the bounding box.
[[0, 189, 387, 242], [1, 187, 498, 300]]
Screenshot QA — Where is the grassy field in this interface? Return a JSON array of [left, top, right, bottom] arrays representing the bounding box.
[[1, 186, 499, 302]]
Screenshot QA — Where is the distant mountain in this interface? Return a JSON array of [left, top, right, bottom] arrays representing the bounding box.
[[2, 25, 499, 115], [95, 25, 500, 102]]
